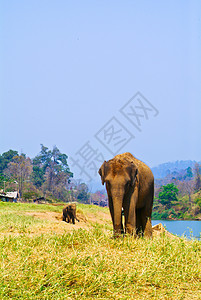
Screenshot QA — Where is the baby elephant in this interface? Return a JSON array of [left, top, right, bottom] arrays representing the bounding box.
[[62, 203, 79, 224]]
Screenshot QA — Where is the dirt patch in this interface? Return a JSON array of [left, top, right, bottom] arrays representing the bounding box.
[[26, 211, 62, 222], [12, 209, 112, 237], [23, 211, 90, 235], [25, 211, 88, 223], [25, 212, 178, 239]]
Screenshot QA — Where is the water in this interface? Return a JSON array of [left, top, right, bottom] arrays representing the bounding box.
[[152, 220, 201, 240]]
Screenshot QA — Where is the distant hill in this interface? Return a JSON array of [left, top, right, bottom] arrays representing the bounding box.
[[151, 160, 199, 179]]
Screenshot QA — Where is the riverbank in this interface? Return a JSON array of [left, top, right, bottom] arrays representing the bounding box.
[[152, 220, 201, 240]]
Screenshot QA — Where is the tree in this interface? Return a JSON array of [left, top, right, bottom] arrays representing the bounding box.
[[32, 144, 73, 200], [158, 183, 179, 209], [194, 163, 201, 191], [0, 150, 18, 174], [5, 155, 33, 196], [32, 145, 52, 187], [186, 167, 193, 179], [184, 180, 194, 204], [32, 165, 45, 188], [77, 183, 90, 204], [91, 190, 108, 206]]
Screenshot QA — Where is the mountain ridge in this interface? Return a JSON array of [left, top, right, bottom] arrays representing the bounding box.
[[151, 160, 200, 179]]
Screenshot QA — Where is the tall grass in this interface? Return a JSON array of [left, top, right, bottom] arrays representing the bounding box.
[[0, 203, 201, 299]]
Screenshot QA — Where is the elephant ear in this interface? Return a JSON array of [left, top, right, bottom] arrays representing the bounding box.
[[130, 162, 139, 187], [67, 204, 72, 211], [98, 161, 107, 185]]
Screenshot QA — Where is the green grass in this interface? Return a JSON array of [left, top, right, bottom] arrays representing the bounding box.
[[0, 202, 64, 213], [0, 202, 201, 299]]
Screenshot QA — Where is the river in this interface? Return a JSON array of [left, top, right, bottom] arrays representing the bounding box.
[[152, 220, 201, 239]]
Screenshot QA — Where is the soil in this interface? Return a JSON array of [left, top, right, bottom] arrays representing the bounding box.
[[23, 210, 173, 238], [24, 210, 92, 235], [1, 206, 176, 238]]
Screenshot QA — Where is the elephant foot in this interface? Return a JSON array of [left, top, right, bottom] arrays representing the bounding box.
[[113, 225, 123, 238], [143, 218, 153, 238], [125, 225, 137, 237]]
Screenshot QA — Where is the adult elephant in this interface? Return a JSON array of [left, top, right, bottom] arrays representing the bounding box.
[[62, 203, 79, 224], [98, 152, 154, 237]]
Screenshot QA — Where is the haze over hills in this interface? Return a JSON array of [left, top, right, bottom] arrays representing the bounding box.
[[151, 160, 200, 179]]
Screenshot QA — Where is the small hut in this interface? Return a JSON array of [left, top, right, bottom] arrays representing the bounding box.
[[0, 191, 19, 202]]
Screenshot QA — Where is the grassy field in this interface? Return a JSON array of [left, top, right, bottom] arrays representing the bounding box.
[[0, 202, 201, 299]]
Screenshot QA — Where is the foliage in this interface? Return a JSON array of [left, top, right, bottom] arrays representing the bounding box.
[[32, 165, 45, 187], [91, 190, 108, 206], [77, 183, 90, 204], [0, 149, 18, 174], [153, 189, 201, 220], [0, 174, 11, 190], [0, 146, 75, 203], [32, 145, 73, 200], [5, 155, 33, 196], [195, 197, 201, 209], [152, 208, 178, 220], [158, 183, 179, 209], [194, 163, 201, 191], [186, 166, 193, 178], [22, 191, 40, 201]]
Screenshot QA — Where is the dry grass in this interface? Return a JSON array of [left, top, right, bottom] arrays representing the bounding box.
[[0, 202, 201, 299]]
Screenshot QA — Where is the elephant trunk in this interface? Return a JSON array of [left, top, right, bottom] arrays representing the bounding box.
[[112, 194, 124, 237]]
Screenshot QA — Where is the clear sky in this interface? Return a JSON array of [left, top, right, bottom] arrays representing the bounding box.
[[0, 1, 201, 183]]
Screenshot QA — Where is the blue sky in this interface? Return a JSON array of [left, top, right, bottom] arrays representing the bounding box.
[[0, 0, 201, 182]]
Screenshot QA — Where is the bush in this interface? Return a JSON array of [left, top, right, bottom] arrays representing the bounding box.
[[22, 191, 39, 201], [195, 197, 201, 209]]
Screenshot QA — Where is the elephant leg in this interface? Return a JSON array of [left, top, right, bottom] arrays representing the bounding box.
[[67, 214, 70, 223], [108, 196, 114, 228], [63, 214, 66, 222], [72, 216, 75, 224], [142, 185, 154, 238], [136, 208, 143, 236], [144, 217, 152, 238], [125, 208, 136, 235], [124, 188, 138, 236], [140, 205, 153, 238], [124, 201, 136, 236]]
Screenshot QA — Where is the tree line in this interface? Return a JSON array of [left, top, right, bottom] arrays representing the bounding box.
[[0, 145, 107, 204]]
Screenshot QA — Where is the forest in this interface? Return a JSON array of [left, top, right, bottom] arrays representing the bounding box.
[[0, 145, 107, 206], [0, 145, 201, 220]]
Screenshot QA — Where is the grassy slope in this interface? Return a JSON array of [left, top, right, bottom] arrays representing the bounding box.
[[0, 202, 201, 299]]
